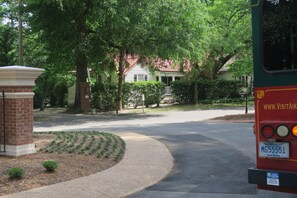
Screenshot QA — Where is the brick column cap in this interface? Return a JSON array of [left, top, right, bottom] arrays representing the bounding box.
[[0, 65, 44, 86]]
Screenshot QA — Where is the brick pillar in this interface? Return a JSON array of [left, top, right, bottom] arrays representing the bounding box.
[[0, 66, 44, 156], [80, 82, 91, 113]]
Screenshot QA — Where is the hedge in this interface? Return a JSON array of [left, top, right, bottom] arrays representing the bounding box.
[[91, 82, 118, 111], [171, 79, 242, 104], [91, 81, 165, 111], [124, 81, 165, 108]]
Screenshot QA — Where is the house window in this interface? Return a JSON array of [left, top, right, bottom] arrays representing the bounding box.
[[161, 76, 173, 86], [138, 74, 144, 81], [175, 77, 183, 81], [134, 74, 148, 82], [156, 76, 159, 81]]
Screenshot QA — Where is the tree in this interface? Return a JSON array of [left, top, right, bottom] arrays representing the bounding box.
[[18, 0, 23, 65], [176, 0, 252, 104], [27, 0, 104, 109], [0, 1, 20, 66], [201, 0, 252, 80], [98, 0, 205, 112], [0, 24, 17, 66]]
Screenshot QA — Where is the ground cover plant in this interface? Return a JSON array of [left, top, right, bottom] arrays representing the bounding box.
[[39, 131, 125, 161], [0, 131, 126, 196]]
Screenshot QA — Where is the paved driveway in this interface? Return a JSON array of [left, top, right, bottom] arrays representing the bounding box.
[[34, 108, 296, 198]]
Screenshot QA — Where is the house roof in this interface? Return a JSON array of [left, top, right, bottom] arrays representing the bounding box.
[[123, 56, 139, 75], [218, 56, 237, 73], [123, 57, 191, 74]]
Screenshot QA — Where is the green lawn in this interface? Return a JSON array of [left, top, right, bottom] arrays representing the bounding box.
[[128, 100, 255, 113]]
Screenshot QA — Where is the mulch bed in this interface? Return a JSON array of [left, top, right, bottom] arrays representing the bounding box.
[[210, 113, 255, 122], [0, 134, 120, 196]]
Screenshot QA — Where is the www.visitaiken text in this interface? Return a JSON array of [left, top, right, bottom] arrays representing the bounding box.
[[263, 103, 297, 110]]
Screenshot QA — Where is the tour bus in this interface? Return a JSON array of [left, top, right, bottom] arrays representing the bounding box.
[[248, 0, 297, 194]]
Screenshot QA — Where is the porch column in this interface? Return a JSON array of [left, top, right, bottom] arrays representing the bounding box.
[[0, 66, 44, 156]]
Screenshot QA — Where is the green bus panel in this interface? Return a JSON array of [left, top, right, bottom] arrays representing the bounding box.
[[252, 0, 297, 88]]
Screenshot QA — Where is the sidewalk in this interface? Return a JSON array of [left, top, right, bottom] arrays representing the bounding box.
[[2, 133, 173, 198]]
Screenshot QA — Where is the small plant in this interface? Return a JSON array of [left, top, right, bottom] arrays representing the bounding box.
[[8, 167, 24, 179], [42, 160, 58, 172]]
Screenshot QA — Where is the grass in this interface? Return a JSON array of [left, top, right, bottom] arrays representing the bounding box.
[[128, 100, 255, 113], [34, 98, 254, 116], [36, 131, 126, 161]]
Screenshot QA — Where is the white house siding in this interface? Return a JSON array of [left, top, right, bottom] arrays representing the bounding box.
[[125, 64, 154, 82], [155, 71, 184, 84], [217, 71, 234, 81], [124, 64, 185, 102]]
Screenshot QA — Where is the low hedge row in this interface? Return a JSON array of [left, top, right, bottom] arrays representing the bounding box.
[[124, 81, 165, 108], [91, 79, 243, 110], [171, 79, 243, 104], [91, 81, 165, 111]]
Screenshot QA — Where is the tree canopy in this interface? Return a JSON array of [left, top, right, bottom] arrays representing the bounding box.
[[200, 0, 252, 79], [0, 0, 253, 110]]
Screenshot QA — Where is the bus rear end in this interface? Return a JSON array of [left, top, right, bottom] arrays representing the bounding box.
[[248, 0, 297, 194]]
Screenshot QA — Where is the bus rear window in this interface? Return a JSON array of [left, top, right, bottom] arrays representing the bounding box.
[[263, 0, 297, 71]]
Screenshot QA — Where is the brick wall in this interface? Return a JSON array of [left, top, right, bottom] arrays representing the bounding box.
[[0, 87, 34, 146]]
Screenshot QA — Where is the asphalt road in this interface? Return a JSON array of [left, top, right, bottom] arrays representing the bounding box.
[[34, 108, 297, 198]]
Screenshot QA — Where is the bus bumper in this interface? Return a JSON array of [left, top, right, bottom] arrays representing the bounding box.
[[248, 167, 297, 189]]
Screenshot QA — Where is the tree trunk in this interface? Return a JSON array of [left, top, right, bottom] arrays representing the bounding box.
[[194, 78, 198, 105], [73, 51, 88, 109], [116, 49, 125, 113], [40, 75, 48, 111], [18, 0, 23, 65]]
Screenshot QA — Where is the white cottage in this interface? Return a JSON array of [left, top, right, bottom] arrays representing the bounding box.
[[124, 63, 154, 82], [124, 58, 186, 83]]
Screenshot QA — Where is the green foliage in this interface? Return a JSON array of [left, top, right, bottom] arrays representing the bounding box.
[[171, 80, 194, 104], [124, 81, 165, 108], [171, 79, 242, 104], [34, 69, 75, 109], [0, 0, 252, 110], [42, 160, 58, 172], [0, 24, 17, 66], [8, 167, 24, 179], [228, 54, 253, 78], [192, 0, 252, 80], [91, 81, 118, 112]]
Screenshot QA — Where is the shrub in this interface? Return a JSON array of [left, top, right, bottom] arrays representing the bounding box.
[[171, 80, 194, 104], [34, 72, 74, 109], [171, 79, 242, 104], [8, 167, 24, 179], [91, 81, 165, 111], [42, 160, 58, 172], [91, 81, 118, 111], [124, 81, 165, 108]]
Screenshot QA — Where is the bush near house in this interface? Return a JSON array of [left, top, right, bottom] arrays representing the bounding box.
[[124, 81, 165, 108], [91, 81, 164, 111], [171, 80, 193, 104], [91, 81, 118, 111], [171, 79, 242, 104]]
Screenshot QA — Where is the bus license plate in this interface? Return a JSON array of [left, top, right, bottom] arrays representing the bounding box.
[[259, 142, 289, 158]]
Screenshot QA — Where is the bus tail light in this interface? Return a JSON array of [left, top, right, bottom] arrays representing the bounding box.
[[276, 125, 289, 137], [292, 125, 297, 137], [261, 125, 274, 138]]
